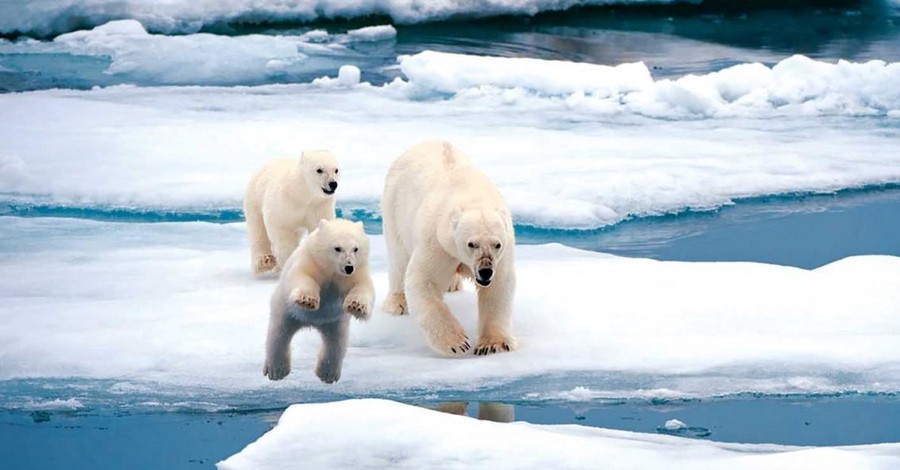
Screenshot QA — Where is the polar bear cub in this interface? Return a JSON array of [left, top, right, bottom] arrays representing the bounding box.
[[244, 150, 340, 274], [381, 140, 516, 357], [263, 218, 374, 384]]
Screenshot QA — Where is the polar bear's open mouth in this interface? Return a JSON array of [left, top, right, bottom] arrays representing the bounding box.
[[322, 187, 336, 195], [475, 277, 492, 287]]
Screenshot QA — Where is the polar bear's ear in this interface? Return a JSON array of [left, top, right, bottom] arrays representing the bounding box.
[[450, 207, 462, 230], [317, 218, 329, 229]]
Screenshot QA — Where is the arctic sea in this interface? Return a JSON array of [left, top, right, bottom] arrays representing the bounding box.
[[1, 1, 899, 469]]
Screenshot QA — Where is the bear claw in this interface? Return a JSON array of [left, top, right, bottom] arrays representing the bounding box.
[[344, 298, 371, 320], [254, 254, 277, 273], [381, 293, 408, 316], [474, 339, 515, 356], [291, 289, 320, 310]]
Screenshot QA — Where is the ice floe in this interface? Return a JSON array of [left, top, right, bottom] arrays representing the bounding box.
[[1, 217, 898, 406], [217, 399, 900, 469]]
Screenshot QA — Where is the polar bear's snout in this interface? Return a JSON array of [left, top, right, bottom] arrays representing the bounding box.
[[474, 257, 495, 286], [343, 265, 354, 275], [322, 180, 338, 195]]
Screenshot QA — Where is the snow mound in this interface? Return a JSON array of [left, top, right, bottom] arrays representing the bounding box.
[[399, 51, 900, 118], [217, 399, 900, 469]]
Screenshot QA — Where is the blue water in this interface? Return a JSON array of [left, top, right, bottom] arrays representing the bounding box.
[[2, 1, 899, 91], [4, 186, 898, 269], [4, 395, 900, 469]]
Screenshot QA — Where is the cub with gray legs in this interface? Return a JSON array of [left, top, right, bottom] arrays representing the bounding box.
[[264, 219, 374, 383]]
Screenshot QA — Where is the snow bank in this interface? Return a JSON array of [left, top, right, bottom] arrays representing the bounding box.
[[0, 20, 394, 86], [218, 399, 900, 469], [2, 82, 899, 229], [1, 217, 899, 404], [0, 1, 682, 36], [400, 51, 900, 118]]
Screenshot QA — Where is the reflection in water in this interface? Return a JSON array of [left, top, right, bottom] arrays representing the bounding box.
[[431, 402, 515, 423]]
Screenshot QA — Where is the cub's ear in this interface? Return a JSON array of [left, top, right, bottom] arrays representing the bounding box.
[[317, 218, 329, 229], [496, 207, 510, 219]]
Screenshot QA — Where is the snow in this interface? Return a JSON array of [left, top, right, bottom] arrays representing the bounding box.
[[337, 65, 362, 86], [664, 419, 687, 430], [217, 399, 900, 469], [1, 217, 899, 405], [400, 51, 900, 118], [1, 69, 899, 229], [0, 20, 393, 86], [0, 1, 683, 36]]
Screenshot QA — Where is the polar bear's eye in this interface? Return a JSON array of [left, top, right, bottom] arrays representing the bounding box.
[[495, 243, 502, 250], [334, 247, 342, 252], [467, 242, 476, 249], [334, 169, 339, 174], [316, 168, 324, 174], [353, 247, 358, 253]]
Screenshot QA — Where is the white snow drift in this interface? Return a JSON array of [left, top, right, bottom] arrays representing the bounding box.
[[400, 51, 900, 118], [218, 399, 900, 469], [1, 68, 899, 228], [1, 217, 899, 401]]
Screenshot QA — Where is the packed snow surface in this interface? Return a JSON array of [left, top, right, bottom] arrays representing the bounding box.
[[1, 217, 899, 404], [217, 399, 900, 469], [2, 52, 899, 228]]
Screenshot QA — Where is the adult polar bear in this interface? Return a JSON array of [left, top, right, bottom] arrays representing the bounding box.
[[244, 150, 340, 273], [382, 141, 516, 357]]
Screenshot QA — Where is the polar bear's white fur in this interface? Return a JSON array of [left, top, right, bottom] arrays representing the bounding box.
[[381, 141, 516, 357], [244, 150, 340, 274], [263, 218, 374, 384]]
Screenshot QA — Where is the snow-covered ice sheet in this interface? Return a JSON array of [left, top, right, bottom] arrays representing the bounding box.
[[217, 399, 900, 469], [1, 217, 898, 406], [0, 1, 683, 36], [2, 57, 899, 229], [0, 20, 395, 87], [400, 51, 900, 118]]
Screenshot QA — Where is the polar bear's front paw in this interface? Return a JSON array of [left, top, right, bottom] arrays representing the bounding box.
[[343, 297, 371, 320], [426, 325, 471, 357], [381, 293, 408, 316], [474, 335, 517, 356], [263, 355, 291, 381], [290, 288, 320, 310], [254, 254, 277, 273]]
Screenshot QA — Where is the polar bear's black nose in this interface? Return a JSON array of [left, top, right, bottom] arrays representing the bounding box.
[[344, 265, 354, 275], [328, 181, 338, 191], [477, 268, 493, 280]]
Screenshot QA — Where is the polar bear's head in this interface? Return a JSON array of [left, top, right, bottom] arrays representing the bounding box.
[[310, 218, 369, 276], [298, 150, 341, 198], [451, 207, 512, 288]]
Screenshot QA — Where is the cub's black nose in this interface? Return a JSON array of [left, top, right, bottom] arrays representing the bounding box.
[[344, 265, 354, 275], [328, 181, 338, 191], [477, 268, 493, 280]]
